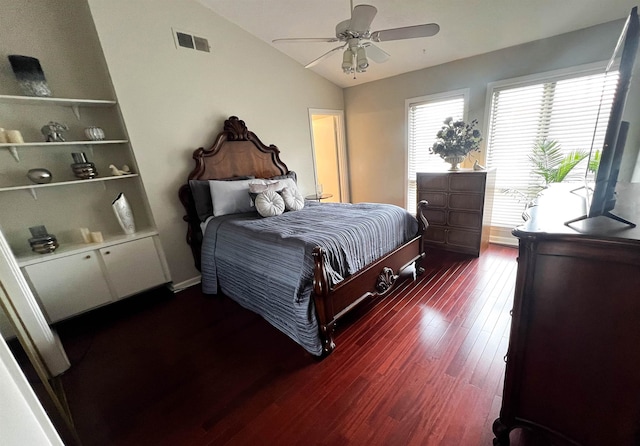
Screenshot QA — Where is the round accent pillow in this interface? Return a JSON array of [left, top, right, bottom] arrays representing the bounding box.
[[255, 189, 285, 217], [280, 186, 305, 211]]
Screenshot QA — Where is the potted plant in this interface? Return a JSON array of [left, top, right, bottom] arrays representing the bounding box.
[[503, 139, 596, 204], [430, 117, 482, 170]]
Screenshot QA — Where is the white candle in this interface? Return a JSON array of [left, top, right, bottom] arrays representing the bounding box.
[[0, 128, 7, 143], [80, 228, 92, 243]]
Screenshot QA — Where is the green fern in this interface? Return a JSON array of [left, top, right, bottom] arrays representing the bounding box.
[[528, 139, 589, 186], [502, 139, 590, 203]]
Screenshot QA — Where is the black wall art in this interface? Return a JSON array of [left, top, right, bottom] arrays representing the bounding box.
[[8, 55, 52, 97]]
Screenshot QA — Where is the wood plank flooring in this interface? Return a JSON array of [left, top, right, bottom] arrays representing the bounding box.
[[20, 244, 533, 445]]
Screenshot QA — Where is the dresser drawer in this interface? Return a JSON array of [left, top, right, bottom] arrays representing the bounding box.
[[446, 228, 481, 249], [449, 193, 483, 211], [424, 225, 446, 244], [449, 173, 486, 192], [417, 173, 448, 191], [424, 209, 446, 225], [448, 210, 482, 229], [418, 191, 447, 208]]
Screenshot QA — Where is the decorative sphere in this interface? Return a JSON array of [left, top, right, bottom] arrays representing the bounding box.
[[27, 168, 52, 184]]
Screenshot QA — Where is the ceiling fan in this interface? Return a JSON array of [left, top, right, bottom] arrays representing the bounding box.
[[272, 1, 440, 76]]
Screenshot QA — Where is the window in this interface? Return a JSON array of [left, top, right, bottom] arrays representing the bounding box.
[[406, 90, 467, 214], [486, 66, 619, 233]]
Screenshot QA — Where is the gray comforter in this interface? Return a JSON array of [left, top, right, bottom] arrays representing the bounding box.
[[201, 201, 418, 355]]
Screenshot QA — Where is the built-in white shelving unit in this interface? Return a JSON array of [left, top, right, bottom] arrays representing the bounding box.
[[0, 94, 171, 329]]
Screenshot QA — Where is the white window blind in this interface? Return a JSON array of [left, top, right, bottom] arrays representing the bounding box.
[[407, 95, 465, 214], [486, 70, 619, 229]]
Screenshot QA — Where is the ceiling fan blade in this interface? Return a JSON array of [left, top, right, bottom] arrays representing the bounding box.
[[371, 23, 440, 42], [273, 37, 339, 43], [362, 43, 390, 63], [304, 44, 346, 68], [350, 4, 377, 33]]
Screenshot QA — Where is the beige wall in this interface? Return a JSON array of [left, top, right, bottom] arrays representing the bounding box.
[[86, 0, 344, 285], [344, 19, 636, 206]]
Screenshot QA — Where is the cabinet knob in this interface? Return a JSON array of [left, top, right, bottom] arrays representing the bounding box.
[[104, 251, 110, 255], [84, 255, 91, 259]]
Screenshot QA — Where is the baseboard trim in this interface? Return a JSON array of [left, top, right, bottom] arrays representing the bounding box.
[[490, 235, 518, 247], [169, 276, 201, 293]]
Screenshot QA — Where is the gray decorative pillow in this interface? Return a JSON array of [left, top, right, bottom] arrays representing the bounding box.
[[255, 190, 285, 217]]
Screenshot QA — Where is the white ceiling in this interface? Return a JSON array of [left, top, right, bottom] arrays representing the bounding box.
[[199, 0, 638, 88]]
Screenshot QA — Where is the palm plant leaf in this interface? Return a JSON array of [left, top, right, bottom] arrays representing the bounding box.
[[588, 149, 601, 174], [528, 140, 565, 186]]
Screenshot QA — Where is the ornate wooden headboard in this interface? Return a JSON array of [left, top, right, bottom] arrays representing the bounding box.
[[178, 116, 290, 270]]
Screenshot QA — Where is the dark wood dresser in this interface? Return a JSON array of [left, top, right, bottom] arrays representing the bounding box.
[[417, 169, 495, 256], [493, 183, 640, 446]]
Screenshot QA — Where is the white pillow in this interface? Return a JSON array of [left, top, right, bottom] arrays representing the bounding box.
[[248, 179, 279, 194], [209, 179, 255, 216], [276, 177, 299, 194], [255, 190, 285, 217], [280, 186, 305, 211]]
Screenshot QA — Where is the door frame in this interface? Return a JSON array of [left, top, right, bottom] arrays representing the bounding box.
[[308, 109, 350, 203]]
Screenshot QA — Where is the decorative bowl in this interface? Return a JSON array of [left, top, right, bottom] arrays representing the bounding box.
[[27, 168, 53, 184]]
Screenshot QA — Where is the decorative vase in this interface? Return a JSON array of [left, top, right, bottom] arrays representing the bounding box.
[[8, 55, 52, 97], [112, 193, 136, 235], [70, 152, 97, 179], [28, 225, 58, 254], [444, 155, 466, 171], [84, 126, 105, 141]]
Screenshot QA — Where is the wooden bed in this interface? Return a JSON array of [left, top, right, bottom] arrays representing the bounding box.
[[179, 116, 429, 355]]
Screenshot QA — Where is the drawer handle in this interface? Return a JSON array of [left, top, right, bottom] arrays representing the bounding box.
[[104, 251, 110, 255], [84, 255, 91, 260]]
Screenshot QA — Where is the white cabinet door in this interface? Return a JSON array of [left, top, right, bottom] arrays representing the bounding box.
[[23, 252, 112, 323], [100, 237, 166, 299]]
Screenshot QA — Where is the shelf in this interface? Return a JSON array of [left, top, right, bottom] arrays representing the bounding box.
[[0, 94, 116, 107], [16, 229, 159, 267], [0, 140, 127, 148], [2, 140, 129, 162], [0, 174, 140, 199], [0, 94, 117, 120]]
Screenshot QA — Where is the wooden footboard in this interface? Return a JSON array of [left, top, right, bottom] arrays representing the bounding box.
[[312, 200, 429, 354]]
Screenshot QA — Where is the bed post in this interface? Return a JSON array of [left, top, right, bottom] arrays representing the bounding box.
[[178, 183, 204, 271], [416, 200, 429, 275], [312, 247, 336, 355]]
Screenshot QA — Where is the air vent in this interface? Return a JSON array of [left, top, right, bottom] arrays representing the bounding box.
[[193, 36, 210, 52], [172, 29, 210, 53], [176, 32, 194, 49]]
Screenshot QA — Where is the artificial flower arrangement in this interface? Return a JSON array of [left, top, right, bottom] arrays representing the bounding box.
[[430, 117, 482, 158]]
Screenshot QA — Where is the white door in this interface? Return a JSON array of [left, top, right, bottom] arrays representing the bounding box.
[[309, 109, 349, 203]]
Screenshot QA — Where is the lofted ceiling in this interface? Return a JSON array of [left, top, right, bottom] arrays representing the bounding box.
[[198, 0, 638, 88]]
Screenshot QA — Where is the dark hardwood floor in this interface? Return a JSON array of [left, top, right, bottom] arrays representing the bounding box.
[[16, 244, 543, 445]]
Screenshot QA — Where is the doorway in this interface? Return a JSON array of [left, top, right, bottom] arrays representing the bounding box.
[[308, 109, 349, 203]]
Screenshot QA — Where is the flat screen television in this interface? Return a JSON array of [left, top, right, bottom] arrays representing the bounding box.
[[566, 6, 639, 227]]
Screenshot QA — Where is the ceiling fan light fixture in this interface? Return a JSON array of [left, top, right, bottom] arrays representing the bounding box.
[[342, 48, 354, 73], [356, 46, 368, 72], [273, 1, 440, 77]]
